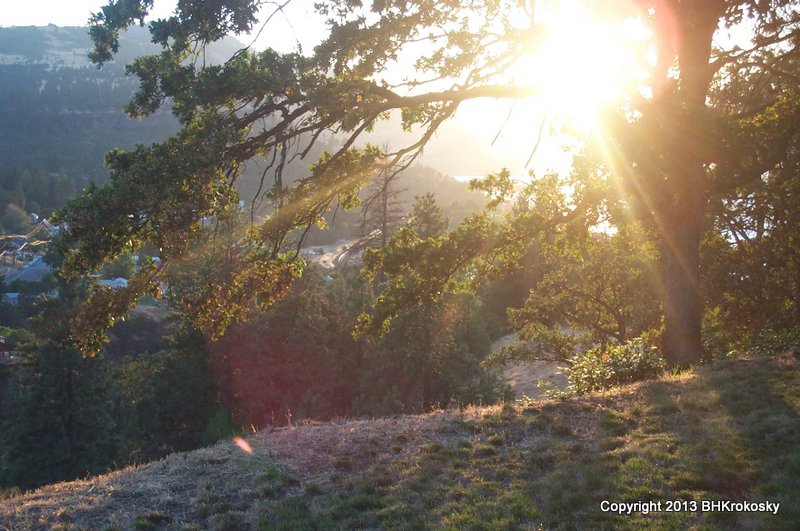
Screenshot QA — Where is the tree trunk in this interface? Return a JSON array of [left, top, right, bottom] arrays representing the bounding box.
[[794, 254, 800, 327], [649, 2, 724, 367], [660, 203, 704, 366]]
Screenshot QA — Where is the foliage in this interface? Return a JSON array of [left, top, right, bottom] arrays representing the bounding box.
[[202, 404, 239, 445], [702, 84, 800, 348], [354, 291, 502, 415], [478, 245, 545, 338], [750, 327, 800, 355], [0, 302, 31, 329], [354, 195, 503, 412], [0, 287, 121, 490], [203, 261, 502, 426], [208, 266, 369, 426], [99, 251, 137, 280], [0, 346, 120, 490], [103, 309, 170, 361], [0, 203, 32, 235], [0, 271, 221, 489], [556, 337, 665, 397], [41, 0, 550, 350], [41, 0, 796, 368], [0, 169, 77, 221], [114, 326, 217, 462], [503, 222, 660, 363], [407, 192, 449, 239]]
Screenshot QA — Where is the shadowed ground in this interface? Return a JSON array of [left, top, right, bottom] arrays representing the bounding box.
[[1, 353, 797, 530]]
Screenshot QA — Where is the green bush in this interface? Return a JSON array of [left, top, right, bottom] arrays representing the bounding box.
[[751, 327, 800, 355], [559, 337, 665, 396]]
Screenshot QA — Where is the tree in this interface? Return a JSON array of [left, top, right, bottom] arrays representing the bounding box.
[[207, 266, 367, 426], [503, 224, 660, 359], [1, 203, 31, 235], [356, 290, 500, 413], [58, 0, 800, 365], [361, 171, 407, 248], [0, 284, 120, 490], [99, 251, 136, 279], [408, 193, 449, 239], [702, 78, 800, 345], [114, 326, 217, 461]]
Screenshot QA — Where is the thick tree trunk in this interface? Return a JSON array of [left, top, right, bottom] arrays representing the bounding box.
[[660, 201, 704, 366], [653, 2, 722, 367], [794, 255, 800, 327]]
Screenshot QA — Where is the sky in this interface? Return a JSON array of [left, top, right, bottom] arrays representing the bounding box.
[[1, 0, 327, 53], [0, 1, 581, 177], [2, 1, 176, 27]]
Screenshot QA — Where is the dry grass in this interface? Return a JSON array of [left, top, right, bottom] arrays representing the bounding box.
[[0, 404, 510, 530], [2, 354, 798, 530]]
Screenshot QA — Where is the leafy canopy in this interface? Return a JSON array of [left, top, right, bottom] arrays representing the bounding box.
[[57, 0, 800, 354]]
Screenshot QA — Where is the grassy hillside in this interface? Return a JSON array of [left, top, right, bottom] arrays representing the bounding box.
[[1, 352, 798, 530]]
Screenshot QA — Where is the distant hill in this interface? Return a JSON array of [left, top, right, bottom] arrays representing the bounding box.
[[300, 164, 487, 247], [2, 353, 797, 529], [0, 26, 241, 182], [0, 25, 240, 67], [0, 25, 494, 233]]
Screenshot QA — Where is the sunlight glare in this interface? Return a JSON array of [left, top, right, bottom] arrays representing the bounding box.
[[511, 1, 651, 132]]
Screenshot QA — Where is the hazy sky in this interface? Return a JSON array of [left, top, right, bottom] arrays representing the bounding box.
[[2, 1, 176, 27], [0, 1, 569, 176], [1, 0, 326, 53]]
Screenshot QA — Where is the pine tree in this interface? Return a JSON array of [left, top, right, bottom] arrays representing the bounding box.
[[0, 284, 120, 490], [0, 342, 119, 490], [361, 172, 406, 248], [408, 193, 449, 239]]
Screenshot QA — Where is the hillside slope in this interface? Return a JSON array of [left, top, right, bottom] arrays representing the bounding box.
[[1, 354, 798, 530], [0, 26, 241, 180]]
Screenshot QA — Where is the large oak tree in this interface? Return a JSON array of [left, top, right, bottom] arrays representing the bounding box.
[[58, 0, 800, 365]]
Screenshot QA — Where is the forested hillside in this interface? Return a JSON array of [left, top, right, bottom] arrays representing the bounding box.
[[0, 26, 186, 182]]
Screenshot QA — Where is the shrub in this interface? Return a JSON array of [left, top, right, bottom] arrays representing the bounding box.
[[751, 327, 800, 355], [559, 337, 665, 396]]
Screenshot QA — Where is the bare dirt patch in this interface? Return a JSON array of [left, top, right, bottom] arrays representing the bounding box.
[[491, 334, 569, 398]]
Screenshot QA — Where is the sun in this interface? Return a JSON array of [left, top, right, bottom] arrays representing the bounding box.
[[510, 1, 652, 132]]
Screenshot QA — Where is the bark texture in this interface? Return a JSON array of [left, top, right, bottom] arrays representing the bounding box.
[[654, 2, 723, 366]]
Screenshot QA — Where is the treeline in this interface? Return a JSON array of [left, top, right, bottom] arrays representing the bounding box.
[[0, 27, 176, 180], [0, 25, 240, 180]]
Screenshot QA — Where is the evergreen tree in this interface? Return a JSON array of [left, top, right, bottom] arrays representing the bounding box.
[[1, 203, 31, 235], [362, 172, 406, 248], [408, 193, 449, 239], [114, 326, 217, 462], [0, 287, 120, 490]]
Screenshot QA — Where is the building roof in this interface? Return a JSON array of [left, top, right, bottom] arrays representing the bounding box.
[[99, 278, 129, 289], [4, 256, 52, 284]]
